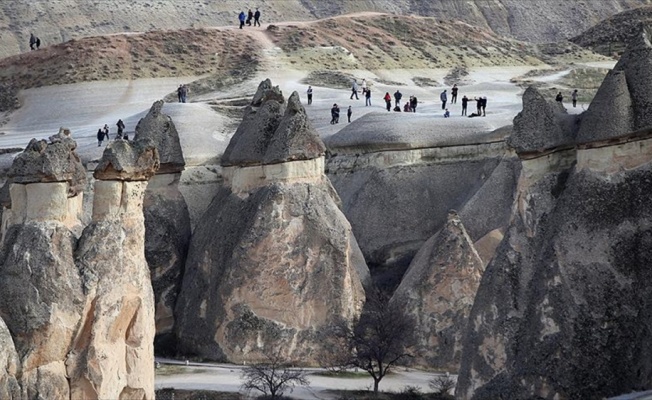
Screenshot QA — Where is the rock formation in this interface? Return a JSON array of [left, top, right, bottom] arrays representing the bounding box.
[[175, 80, 368, 364], [68, 138, 158, 399], [457, 32, 652, 399], [134, 100, 191, 352], [391, 211, 484, 371], [0, 130, 158, 398]]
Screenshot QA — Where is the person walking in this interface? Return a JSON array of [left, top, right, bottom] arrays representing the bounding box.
[[180, 84, 188, 103], [475, 97, 482, 115], [451, 84, 458, 104], [347, 106, 353, 123], [177, 85, 183, 103], [365, 88, 372, 106], [480, 97, 487, 116], [238, 11, 246, 29], [440, 90, 447, 110], [254, 8, 261, 27], [555, 92, 563, 104], [116, 119, 125, 139], [384, 92, 392, 111], [461, 95, 468, 116], [29, 33, 36, 50], [410, 96, 418, 112], [350, 79, 359, 100], [307, 86, 313, 105], [97, 128, 105, 147], [246, 9, 253, 26], [394, 90, 403, 107], [330, 104, 340, 124], [572, 89, 578, 108], [35, 37, 41, 49]]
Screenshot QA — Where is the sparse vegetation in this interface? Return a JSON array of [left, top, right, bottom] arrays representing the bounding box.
[[240, 348, 310, 399], [156, 389, 245, 400], [300, 70, 356, 89]]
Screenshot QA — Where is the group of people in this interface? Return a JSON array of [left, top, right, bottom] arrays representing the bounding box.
[[96, 119, 127, 146], [382, 90, 419, 113], [239, 8, 261, 28], [177, 84, 189, 103], [29, 33, 41, 50], [556, 89, 579, 108], [330, 104, 354, 124], [441, 85, 487, 117]]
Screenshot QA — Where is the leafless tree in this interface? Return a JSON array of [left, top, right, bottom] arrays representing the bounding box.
[[240, 348, 310, 399], [331, 289, 416, 394]]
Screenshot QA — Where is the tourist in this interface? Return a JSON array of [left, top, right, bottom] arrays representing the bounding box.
[[451, 84, 458, 104], [461, 95, 468, 116], [246, 9, 253, 26], [307, 86, 313, 105], [480, 96, 487, 116], [254, 8, 261, 27], [555, 92, 563, 103], [440, 90, 447, 110], [365, 88, 372, 106], [238, 11, 246, 29], [394, 90, 402, 107], [35, 37, 41, 50], [330, 104, 340, 124], [572, 89, 578, 108], [29, 33, 36, 50], [350, 79, 359, 100], [361, 78, 367, 94], [444, 109, 450, 118], [404, 99, 411, 112], [116, 119, 126, 139], [97, 128, 105, 147], [384, 92, 392, 111], [475, 97, 482, 115], [410, 96, 418, 112], [347, 106, 352, 123], [180, 84, 188, 103], [177, 85, 183, 103]]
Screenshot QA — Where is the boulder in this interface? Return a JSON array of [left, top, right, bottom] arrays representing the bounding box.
[[134, 100, 185, 174], [94, 138, 159, 181], [0, 317, 20, 399], [7, 128, 86, 196], [391, 211, 484, 371], [509, 87, 579, 154]]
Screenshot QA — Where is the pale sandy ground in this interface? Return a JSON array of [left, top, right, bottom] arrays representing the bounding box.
[[155, 359, 448, 399]]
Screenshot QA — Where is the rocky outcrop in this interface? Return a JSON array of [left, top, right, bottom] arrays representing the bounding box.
[[457, 33, 652, 399], [135, 100, 191, 352], [175, 80, 368, 364], [68, 138, 158, 399], [391, 211, 484, 371], [0, 130, 158, 398]]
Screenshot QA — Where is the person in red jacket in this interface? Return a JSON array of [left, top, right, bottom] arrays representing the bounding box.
[[384, 92, 392, 112]]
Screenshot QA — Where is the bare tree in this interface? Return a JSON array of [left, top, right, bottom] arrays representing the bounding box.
[[240, 348, 310, 399], [332, 289, 416, 394]]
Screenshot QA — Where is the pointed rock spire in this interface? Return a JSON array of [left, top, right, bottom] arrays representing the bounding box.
[[134, 100, 185, 174]]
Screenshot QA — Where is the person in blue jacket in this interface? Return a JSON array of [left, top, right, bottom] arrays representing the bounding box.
[[238, 11, 246, 29]]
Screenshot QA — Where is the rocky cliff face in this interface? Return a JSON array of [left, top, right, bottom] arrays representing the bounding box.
[[134, 100, 191, 353], [0, 131, 158, 398], [457, 30, 652, 399], [391, 211, 484, 371], [175, 80, 368, 364], [1, 0, 649, 57]]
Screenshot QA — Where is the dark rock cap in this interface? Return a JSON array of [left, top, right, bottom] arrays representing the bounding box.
[[94, 138, 160, 181], [576, 70, 633, 143], [221, 79, 286, 167], [134, 100, 185, 174], [7, 128, 86, 196], [263, 91, 326, 164], [509, 87, 578, 154]]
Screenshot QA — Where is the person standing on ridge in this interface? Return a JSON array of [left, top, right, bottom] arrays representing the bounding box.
[[254, 8, 261, 27], [97, 127, 105, 147], [384, 92, 392, 111], [461, 95, 468, 116], [347, 106, 353, 123], [116, 119, 126, 139], [238, 11, 246, 29], [451, 84, 458, 104], [365, 88, 372, 106], [440, 90, 447, 110], [394, 90, 403, 107], [350, 79, 359, 100], [572, 89, 578, 108], [246, 9, 253, 26], [307, 86, 313, 105], [29, 33, 36, 50]]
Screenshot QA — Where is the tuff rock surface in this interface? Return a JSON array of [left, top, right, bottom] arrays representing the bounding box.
[[176, 80, 368, 364], [134, 100, 191, 352], [391, 211, 484, 371], [0, 132, 158, 398]]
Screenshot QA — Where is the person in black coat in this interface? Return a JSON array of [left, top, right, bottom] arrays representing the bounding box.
[[254, 8, 261, 27]]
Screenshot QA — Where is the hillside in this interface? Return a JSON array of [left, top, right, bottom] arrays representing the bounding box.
[[571, 5, 652, 55], [1, 0, 650, 57]]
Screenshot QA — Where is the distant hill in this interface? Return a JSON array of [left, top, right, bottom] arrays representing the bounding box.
[[571, 6, 652, 55], [1, 0, 650, 57]]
